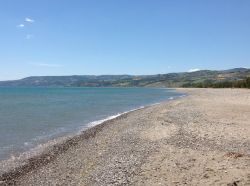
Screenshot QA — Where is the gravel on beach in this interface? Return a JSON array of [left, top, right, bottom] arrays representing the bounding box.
[[1, 88, 250, 186]]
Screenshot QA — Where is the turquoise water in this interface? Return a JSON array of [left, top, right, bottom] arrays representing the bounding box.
[[0, 87, 182, 160]]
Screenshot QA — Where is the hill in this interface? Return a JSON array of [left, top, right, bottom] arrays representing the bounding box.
[[0, 68, 249, 88]]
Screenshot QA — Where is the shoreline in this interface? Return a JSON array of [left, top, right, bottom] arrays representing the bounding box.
[[0, 94, 184, 184], [0, 87, 181, 162], [0, 87, 180, 162], [0, 110, 134, 184], [1, 88, 250, 185]]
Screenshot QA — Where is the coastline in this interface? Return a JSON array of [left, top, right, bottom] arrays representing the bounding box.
[[0, 109, 137, 183], [1, 88, 250, 185], [0, 87, 180, 162], [0, 93, 183, 184]]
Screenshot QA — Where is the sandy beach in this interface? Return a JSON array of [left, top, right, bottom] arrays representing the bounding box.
[[1, 88, 250, 186]]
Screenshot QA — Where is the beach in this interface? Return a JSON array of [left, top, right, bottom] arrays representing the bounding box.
[[1, 88, 250, 185]]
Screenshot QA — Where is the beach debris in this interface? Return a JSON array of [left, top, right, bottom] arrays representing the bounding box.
[[225, 152, 244, 158], [227, 181, 240, 186]]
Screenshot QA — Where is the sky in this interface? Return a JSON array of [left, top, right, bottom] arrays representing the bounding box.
[[0, 0, 250, 80]]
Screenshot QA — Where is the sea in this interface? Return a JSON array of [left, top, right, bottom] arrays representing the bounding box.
[[0, 87, 183, 160]]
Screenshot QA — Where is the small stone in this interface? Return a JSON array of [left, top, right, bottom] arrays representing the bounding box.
[[172, 181, 179, 183]]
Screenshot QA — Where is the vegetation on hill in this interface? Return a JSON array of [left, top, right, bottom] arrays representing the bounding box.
[[182, 77, 250, 88], [0, 68, 249, 88]]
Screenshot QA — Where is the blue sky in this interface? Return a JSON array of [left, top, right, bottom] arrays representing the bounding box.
[[0, 0, 250, 80]]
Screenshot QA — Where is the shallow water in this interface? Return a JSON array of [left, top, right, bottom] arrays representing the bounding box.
[[0, 87, 182, 160]]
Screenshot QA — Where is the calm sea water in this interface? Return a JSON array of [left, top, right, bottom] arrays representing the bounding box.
[[0, 87, 182, 160]]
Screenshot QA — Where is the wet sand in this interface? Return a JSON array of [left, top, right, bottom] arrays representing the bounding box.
[[1, 88, 250, 185]]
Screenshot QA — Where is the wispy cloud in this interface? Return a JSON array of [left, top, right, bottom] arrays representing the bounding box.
[[188, 68, 200, 72], [26, 34, 34, 39], [17, 17, 34, 28], [25, 17, 35, 23], [17, 24, 25, 28], [29, 63, 63, 67]]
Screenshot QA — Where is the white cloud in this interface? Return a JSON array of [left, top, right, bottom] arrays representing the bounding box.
[[29, 63, 63, 67], [25, 17, 35, 23], [188, 68, 200, 72], [17, 24, 25, 28], [26, 34, 34, 39]]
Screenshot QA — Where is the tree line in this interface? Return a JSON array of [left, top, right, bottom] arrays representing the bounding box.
[[182, 77, 250, 88]]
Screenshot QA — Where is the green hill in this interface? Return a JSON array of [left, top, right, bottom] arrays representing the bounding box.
[[0, 68, 249, 88]]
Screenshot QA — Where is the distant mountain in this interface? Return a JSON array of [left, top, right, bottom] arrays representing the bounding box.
[[0, 68, 249, 88], [0, 75, 133, 87]]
